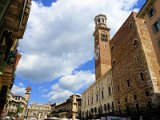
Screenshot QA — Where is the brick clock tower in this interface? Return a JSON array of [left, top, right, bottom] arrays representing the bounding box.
[[93, 14, 111, 80]]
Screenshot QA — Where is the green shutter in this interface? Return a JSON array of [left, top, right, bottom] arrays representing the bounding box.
[[0, 0, 11, 24]]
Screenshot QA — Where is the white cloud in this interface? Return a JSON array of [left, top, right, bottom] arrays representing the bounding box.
[[17, 0, 139, 83], [43, 83, 74, 103], [11, 85, 26, 97], [59, 71, 95, 91], [19, 82, 24, 87], [44, 70, 95, 102]]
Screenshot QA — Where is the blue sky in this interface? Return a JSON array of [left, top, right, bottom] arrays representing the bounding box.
[[34, 0, 146, 8], [34, 0, 57, 6], [12, 0, 146, 104]]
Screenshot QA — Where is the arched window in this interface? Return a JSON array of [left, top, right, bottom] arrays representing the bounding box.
[[129, 22, 134, 28], [133, 39, 139, 46], [102, 19, 105, 23], [112, 59, 115, 65], [98, 18, 100, 23]]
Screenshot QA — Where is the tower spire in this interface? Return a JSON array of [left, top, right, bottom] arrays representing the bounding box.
[[93, 14, 111, 80]]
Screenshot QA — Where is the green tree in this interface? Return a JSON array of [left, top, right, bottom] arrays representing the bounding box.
[[17, 105, 24, 113]]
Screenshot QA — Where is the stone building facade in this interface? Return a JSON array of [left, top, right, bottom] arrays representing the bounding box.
[[81, 14, 113, 119], [52, 100, 72, 118], [110, 12, 160, 118], [0, 0, 32, 115], [81, 11, 160, 119], [81, 70, 113, 119], [3, 94, 27, 118], [3, 86, 31, 119], [137, 0, 160, 66], [26, 104, 51, 120], [51, 94, 82, 119]]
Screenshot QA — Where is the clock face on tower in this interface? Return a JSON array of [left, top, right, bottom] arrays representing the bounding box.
[[95, 48, 100, 60]]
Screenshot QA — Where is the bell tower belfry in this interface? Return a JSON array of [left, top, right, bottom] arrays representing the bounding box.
[[93, 14, 111, 80], [24, 86, 31, 104]]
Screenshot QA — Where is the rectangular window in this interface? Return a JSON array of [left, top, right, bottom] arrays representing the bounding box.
[[107, 103, 110, 112], [87, 111, 88, 117], [112, 102, 114, 112], [119, 108, 121, 115], [148, 7, 155, 18], [152, 20, 160, 33], [96, 94, 98, 101], [117, 85, 120, 91], [126, 105, 130, 114], [104, 104, 107, 110], [98, 107, 101, 114], [91, 108, 93, 113], [134, 95, 137, 100], [127, 80, 130, 87], [94, 107, 97, 113], [100, 105, 103, 113], [136, 104, 139, 112], [108, 87, 111, 95], [145, 91, 149, 97], [139, 72, 145, 81], [125, 98, 128, 102], [147, 101, 152, 109], [102, 91, 104, 99], [112, 102, 114, 108]]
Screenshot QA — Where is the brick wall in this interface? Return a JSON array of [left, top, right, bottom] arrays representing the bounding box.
[[110, 12, 160, 116]]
